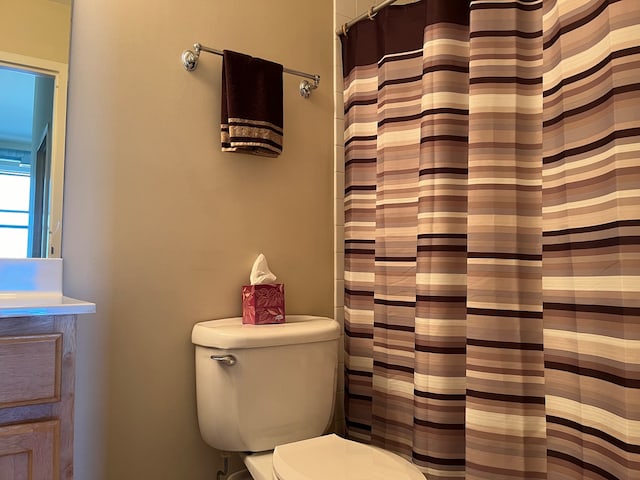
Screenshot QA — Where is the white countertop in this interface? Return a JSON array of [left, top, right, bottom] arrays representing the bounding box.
[[0, 258, 96, 318], [0, 293, 96, 318]]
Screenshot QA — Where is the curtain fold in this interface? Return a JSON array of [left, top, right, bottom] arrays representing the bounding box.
[[466, 1, 547, 478], [542, 0, 640, 478], [341, 0, 639, 478]]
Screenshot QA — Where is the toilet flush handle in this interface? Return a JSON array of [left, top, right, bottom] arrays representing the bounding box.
[[210, 354, 236, 366]]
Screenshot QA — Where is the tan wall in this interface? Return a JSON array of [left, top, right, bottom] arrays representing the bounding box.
[[0, 0, 71, 63], [62, 1, 334, 478]]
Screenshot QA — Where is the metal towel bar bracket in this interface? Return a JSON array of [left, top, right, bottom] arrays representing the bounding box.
[[181, 43, 320, 98]]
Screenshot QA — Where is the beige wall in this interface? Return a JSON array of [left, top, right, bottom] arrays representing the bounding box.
[[0, 0, 71, 63], [62, 1, 334, 478]]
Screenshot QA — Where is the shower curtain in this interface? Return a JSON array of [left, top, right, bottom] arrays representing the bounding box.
[[341, 1, 639, 479]]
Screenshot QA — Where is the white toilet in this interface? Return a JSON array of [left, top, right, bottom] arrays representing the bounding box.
[[191, 315, 425, 480]]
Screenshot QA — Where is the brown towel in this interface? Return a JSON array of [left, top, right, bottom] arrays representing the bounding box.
[[221, 50, 284, 157]]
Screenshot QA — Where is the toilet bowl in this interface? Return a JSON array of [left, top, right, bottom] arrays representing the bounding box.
[[191, 316, 424, 480], [227, 469, 252, 480], [240, 435, 424, 480]]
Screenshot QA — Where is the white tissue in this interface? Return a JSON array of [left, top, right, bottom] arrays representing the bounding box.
[[249, 253, 277, 285]]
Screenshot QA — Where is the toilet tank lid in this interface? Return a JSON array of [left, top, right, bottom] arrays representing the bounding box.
[[191, 315, 340, 349]]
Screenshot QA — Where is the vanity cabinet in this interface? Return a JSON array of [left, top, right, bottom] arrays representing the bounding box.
[[0, 315, 77, 480]]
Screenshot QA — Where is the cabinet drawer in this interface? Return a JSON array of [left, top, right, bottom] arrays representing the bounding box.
[[0, 334, 62, 408], [0, 420, 59, 480]]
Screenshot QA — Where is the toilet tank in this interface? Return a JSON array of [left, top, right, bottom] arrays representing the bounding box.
[[191, 315, 340, 452]]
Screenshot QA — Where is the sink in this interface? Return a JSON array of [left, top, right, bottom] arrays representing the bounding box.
[[0, 258, 95, 318]]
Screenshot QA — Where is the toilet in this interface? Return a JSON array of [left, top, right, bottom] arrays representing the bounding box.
[[191, 315, 425, 479]]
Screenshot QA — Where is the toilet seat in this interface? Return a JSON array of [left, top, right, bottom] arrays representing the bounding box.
[[272, 434, 425, 480]]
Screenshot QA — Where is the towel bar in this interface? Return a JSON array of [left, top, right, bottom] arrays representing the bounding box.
[[181, 43, 320, 98]]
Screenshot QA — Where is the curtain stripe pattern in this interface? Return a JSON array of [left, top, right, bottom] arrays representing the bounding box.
[[466, 1, 546, 478], [542, 0, 640, 478], [341, 0, 639, 479], [343, 3, 471, 477]]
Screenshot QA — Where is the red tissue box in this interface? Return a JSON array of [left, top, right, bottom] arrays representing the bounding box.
[[242, 284, 285, 325]]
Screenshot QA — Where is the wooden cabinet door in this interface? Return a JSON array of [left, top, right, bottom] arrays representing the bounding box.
[[0, 334, 62, 408], [0, 420, 59, 480]]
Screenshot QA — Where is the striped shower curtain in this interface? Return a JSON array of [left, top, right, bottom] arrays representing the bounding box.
[[341, 1, 639, 479]]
